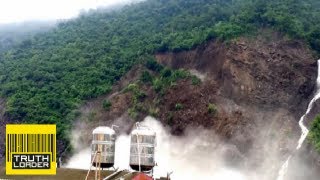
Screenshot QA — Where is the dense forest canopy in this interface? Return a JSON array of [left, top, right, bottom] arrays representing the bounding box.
[[1, 0, 320, 154], [0, 21, 56, 53]]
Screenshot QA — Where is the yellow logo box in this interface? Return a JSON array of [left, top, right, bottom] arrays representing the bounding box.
[[6, 124, 56, 175]]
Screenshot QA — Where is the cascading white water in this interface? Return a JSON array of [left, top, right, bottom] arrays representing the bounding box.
[[277, 59, 320, 180]]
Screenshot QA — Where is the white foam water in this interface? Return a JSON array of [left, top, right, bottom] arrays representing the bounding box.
[[277, 60, 320, 180]]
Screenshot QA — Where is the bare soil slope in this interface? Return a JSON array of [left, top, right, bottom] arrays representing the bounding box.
[[1, 32, 319, 179], [70, 32, 319, 179]]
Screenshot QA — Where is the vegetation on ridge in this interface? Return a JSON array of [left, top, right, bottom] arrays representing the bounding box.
[[0, 0, 320, 154], [124, 59, 194, 120], [309, 115, 320, 152]]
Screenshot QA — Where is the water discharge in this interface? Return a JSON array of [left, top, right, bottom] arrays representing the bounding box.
[[66, 117, 247, 180], [277, 59, 320, 180]]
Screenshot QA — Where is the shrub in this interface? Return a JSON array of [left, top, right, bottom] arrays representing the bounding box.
[[128, 108, 138, 120], [167, 112, 174, 125], [87, 111, 97, 122], [160, 68, 172, 78], [140, 71, 153, 83], [125, 83, 139, 93], [175, 103, 183, 110], [213, 22, 246, 40], [152, 78, 163, 93], [152, 69, 190, 93], [145, 59, 163, 72], [308, 115, 320, 152], [148, 107, 159, 117], [173, 69, 189, 80], [134, 103, 147, 113], [125, 83, 146, 101], [124, 82, 148, 120], [192, 76, 201, 85], [207, 103, 217, 115], [102, 99, 112, 110]]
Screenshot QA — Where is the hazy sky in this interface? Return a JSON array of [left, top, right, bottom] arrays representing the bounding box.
[[0, 0, 133, 24]]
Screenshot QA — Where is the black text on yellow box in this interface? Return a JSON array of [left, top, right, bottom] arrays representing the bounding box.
[[6, 124, 56, 175]]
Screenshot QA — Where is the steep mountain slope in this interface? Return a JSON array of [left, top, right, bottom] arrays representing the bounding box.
[[0, 21, 56, 53], [67, 32, 318, 179], [156, 31, 317, 115], [1, 0, 320, 174], [156, 33, 320, 179]]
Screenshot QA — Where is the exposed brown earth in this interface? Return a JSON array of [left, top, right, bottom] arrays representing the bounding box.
[[156, 34, 317, 115], [1, 31, 319, 179], [66, 32, 319, 179], [155, 32, 319, 178]]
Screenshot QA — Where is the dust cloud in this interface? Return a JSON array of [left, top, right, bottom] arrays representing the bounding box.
[[140, 117, 246, 180], [189, 69, 206, 82], [65, 116, 316, 180], [66, 116, 247, 179]]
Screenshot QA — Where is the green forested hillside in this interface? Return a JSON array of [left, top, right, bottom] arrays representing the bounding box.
[[1, 0, 320, 153], [0, 21, 56, 53]]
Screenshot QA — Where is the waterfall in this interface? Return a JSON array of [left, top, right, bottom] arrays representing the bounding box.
[[277, 60, 320, 180]]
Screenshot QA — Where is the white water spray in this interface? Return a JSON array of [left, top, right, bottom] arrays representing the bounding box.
[[66, 117, 247, 179], [277, 60, 320, 180]]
